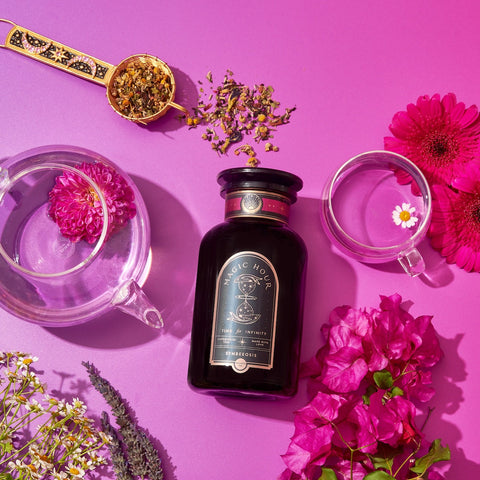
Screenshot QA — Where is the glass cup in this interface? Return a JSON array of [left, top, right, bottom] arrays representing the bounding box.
[[320, 150, 432, 277]]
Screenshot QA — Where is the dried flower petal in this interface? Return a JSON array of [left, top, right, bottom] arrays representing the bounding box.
[[110, 59, 173, 119], [186, 70, 295, 165]]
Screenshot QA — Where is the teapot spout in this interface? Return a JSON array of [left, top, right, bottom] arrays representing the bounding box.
[[112, 280, 164, 329]]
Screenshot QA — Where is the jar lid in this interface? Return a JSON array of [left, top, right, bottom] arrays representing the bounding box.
[[217, 167, 303, 203]]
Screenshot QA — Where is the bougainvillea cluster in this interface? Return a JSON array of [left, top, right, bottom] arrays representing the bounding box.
[[385, 93, 480, 272], [279, 294, 450, 480]]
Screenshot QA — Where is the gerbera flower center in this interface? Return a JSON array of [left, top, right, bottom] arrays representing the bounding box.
[[469, 196, 480, 226], [421, 131, 458, 166]]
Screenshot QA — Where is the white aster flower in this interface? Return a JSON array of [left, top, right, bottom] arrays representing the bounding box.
[[392, 202, 419, 229], [89, 453, 107, 466], [66, 397, 87, 417], [25, 398, 45, 413], [8, 459, 27, 471], [16, 355, 39, 369], [67, 462, 86, 479], [52, 469, 69, 479]]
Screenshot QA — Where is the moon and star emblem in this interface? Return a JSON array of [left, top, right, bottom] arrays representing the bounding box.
[[17, 30, 98, 78]]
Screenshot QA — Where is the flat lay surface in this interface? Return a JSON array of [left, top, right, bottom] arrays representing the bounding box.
[[1, 1, 479, 478]]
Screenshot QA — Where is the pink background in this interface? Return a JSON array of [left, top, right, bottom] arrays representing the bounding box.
[[1, 1, 479, 478]]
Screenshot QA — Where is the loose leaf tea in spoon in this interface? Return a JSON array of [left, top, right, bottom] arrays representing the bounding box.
[[110, 57, 174, 120], [186, 70, 295, 166]]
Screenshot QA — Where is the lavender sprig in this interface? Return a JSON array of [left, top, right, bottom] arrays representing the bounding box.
[[101, 412, 132, 480], [140, 431, 164, 480], [82, 361, 164, 480]]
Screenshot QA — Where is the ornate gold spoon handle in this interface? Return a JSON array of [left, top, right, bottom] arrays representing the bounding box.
[[1, 19, 115, 86]]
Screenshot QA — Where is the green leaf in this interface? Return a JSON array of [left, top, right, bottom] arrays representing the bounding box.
[[0, 439, 13, 455], [390, 386, 404, 397], [363, 471, 396, 480], [410, 439, 451, 474], [369, 443, 403, 470], [363, 384, 377, 405], [373, 370, 394, 389], [370, 455, 393, 470], [318, 468, 338, 480]]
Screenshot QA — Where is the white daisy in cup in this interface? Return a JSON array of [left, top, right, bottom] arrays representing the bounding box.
[[392, 203, 419, 228]]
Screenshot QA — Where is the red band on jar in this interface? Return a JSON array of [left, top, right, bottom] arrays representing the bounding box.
[[225, 190, 291, 223]]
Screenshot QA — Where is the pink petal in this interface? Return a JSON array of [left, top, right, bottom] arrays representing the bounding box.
[[328, 325, 363, 352], [458, 104, 479, 127], [449, 101, 467, 123], [321, 347, 368, 393], [454, 245, 472, 268], [394, 169, 413, 186], [406, 103, 424, 126], [389, 111, 416, 138], [441, 240, 461, 257], [463, 248, 476, 272], [428, 97, 443, 117], [281, 441, 314, 475], [441, 92, 457, 113], [452, 177, 480, 193], [295, 391, 342, 425]]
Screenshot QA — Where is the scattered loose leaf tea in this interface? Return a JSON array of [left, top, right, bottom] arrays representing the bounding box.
[[110, 58, 174, 120], [186, 70, 295, 166]]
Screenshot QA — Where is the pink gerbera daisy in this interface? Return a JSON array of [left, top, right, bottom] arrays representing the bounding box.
[[428, 163, 480, 272], [385, 93, 480, 187], [48, 162, 136, 244]]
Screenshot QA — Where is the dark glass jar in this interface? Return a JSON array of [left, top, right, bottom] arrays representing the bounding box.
[[187, 167, 307, 398]]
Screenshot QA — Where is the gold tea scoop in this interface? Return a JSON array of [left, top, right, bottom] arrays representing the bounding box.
[[0, 19, 189, 124]]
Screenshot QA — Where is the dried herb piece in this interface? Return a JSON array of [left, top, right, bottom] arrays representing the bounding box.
[[110, 59, 173, 120], [185, 70, 295, 166]]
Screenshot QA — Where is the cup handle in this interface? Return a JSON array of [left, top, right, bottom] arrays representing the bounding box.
[[398, 247, 425, 277]]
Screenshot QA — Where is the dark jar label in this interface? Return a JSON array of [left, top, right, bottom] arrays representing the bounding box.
[[210, 251, 279, 374]]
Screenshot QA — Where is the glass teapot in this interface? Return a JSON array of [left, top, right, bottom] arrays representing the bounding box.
[[0, 145, 163, 328]]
